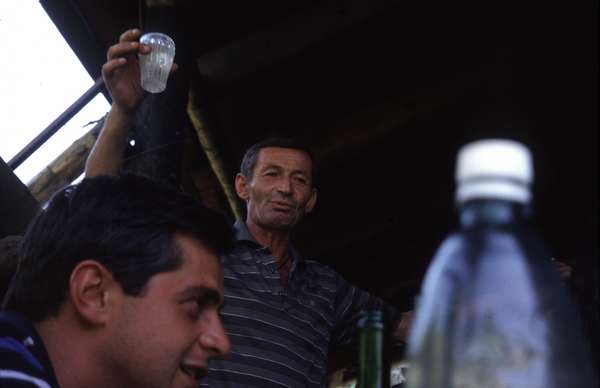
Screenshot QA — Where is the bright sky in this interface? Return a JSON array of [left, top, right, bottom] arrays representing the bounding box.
[[0, 0, 110, 185]]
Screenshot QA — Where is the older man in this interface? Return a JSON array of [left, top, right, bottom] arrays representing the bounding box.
[[85, 29, 412, 387]]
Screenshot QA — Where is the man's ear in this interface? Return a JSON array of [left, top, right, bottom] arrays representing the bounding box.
[[69, 260, 116, 326], [304, 188, 318, 215], [235, 173, 250, 201]]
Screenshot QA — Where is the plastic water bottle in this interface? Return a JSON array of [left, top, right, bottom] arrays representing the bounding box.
[[406, 139, 596, 388], [358, 310, 383, 388]]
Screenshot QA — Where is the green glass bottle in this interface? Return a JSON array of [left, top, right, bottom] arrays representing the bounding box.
[[358, 310, 383, 388]]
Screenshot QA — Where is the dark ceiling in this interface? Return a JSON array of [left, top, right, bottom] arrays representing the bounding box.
[[37, 0, 597, 309]]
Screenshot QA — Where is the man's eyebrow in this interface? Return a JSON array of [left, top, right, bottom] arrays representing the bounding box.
[[261, 164, 310, 176], [291, 170, 309, 177], [178, 286, 223, 305], [259, 164, 282, 171]]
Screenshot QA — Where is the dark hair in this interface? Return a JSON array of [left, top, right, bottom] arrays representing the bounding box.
[[240, 137, 318, 185], [0, 236, 22, 303], [4, 174, 233, 322]]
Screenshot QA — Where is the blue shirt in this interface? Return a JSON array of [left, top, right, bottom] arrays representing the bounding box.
[[0, 312, 59, 388], [202, 221, 400, 387]]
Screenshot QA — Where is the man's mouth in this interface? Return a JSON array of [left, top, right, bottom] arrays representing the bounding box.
[[270, 201, 296, 211], [180, 363, 207, 380]]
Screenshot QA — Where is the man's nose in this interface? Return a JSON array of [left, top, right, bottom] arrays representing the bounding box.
[[199, 311, 231, 357], [276, 177, 293, 194]]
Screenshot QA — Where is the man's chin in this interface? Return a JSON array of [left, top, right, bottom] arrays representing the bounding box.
[[263, 216, 300, 230], [267, 222, 295, 230]]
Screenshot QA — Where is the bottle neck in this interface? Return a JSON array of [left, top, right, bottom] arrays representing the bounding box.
[[458, 199, 531, 228], [358, 311, 383, 388]]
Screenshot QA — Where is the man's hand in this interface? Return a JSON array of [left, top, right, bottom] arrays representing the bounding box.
[[102, 29, 149, 114], [87, 28, 174, 178], [552, 258, 573, 281], [393, 310, 413, 345]]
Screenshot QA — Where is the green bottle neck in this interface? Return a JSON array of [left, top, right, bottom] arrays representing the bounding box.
[[358, 311, 383, 388]]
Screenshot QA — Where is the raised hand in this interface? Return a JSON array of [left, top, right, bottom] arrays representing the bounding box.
[[553, 258, 573, 281], [86, 29, 179, 177], [393, 310, 413, 344], [102, 29, 148, 114]]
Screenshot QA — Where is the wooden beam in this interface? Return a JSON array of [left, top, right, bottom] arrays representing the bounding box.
[[195, 0, 401, 86], [28, 119, 102, 204], [40, 0, 107, 81], [145, 0, 177, 6], [187, 89, 243, 220]]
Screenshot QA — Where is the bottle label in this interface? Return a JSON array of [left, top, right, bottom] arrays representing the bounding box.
[[408, 234, 552, 388]]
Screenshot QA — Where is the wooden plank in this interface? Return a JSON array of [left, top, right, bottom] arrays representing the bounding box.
[[187, 89, 243, 220], [28, 120, 102, 204]]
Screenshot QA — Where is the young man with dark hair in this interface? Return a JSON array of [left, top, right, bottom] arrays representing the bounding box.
[[0, 174, 233, 388], [85, 29, 412, 387]]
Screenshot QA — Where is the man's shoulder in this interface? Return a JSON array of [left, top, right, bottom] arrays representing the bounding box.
[[297, 259, 344, 290], [0, 313, 55, 388], [301, 258, 338, 275], [219, 240, 260, 267], [0, 337, 39, 369], [0, 337, 52, 388]]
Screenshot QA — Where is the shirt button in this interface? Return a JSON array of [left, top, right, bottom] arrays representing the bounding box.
[[23, 337, 35, 347]]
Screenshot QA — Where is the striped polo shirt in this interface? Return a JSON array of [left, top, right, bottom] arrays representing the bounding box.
[[202, 221, 400, 388]]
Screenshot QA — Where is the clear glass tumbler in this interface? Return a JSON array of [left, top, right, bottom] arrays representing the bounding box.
[[138, 32, 176, 93]]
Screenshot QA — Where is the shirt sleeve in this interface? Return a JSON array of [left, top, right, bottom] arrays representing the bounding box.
[[330, 272, 403, 347]]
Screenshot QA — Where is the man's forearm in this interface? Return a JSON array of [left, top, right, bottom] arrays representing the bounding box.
[[85, 105, 134, 177]]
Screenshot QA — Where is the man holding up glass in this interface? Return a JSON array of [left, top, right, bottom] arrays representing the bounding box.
[[86, 29, 413, 388]]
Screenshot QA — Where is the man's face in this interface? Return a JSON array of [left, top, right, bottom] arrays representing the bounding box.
[[236, 147, 317, 230], [107, 233, 230, 388]]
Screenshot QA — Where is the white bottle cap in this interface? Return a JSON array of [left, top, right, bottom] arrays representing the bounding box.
[[455, 139, 533, 204]]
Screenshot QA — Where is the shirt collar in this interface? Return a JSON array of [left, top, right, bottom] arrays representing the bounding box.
[[233, 219, 257, 243], [0, 311, 60, 388], [232, 220, 302, 264]]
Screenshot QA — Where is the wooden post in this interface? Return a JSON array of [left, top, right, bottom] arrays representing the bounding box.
[[187, 89, 243, 220]]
